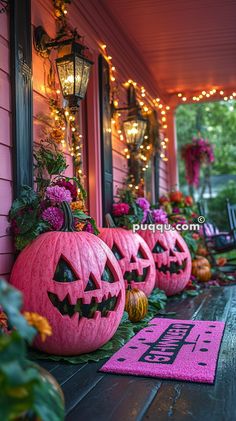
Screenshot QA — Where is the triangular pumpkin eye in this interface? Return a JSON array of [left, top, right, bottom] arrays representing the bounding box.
[[152, 242, 166, 253], [85, 274, 99, 291], [173, 241, 184, 252], [137, 246, 147, 259], [112, 243, 123, 260], [102, 264, 115, 283], [53, 256, 78, 282]]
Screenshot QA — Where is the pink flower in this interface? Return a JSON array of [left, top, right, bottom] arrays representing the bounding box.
[[113, 203, 130, 216], [151, 209, 168, 224], [42, 207, 64, 230], [54, 179, 77, 201], [136, 197, 150, 211], [46, 185, 72, 204]]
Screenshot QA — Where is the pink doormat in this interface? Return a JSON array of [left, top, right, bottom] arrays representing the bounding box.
[[100, 318, 225, 384]]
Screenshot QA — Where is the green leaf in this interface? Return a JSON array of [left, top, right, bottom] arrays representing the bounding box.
[[0, 279, 36, 342]]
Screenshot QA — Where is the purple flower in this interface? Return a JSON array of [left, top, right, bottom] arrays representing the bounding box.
[[42, 206, 64, 230], [151, 209, 168, 224], [172, 207, 180, 214], [46, 185, 72, 204], [136, 197, 150, 211]]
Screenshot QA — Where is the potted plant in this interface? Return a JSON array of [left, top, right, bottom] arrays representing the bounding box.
[[0, 279, 64, 421]]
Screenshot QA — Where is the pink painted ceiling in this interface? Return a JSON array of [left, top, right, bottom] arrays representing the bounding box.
[[101, 0, 236, 97]]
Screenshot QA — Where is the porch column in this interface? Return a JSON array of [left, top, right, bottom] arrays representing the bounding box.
[[166, 108, 179, 190]]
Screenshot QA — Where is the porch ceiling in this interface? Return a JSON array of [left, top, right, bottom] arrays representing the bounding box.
[[101, 0, 236, 98]]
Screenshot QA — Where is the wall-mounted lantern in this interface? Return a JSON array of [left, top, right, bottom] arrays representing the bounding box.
[[34, 27, 93, 110], [111, 83, 147, 151]]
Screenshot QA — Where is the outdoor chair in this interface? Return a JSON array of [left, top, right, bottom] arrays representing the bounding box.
[[198, 200, 236, 273]]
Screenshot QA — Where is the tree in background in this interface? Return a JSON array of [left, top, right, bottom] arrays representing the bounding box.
[[176, 101, 236, 188], [176, 101, 236, 228]]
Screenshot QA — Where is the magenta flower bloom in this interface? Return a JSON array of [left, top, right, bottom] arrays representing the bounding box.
[[42, 206, 64, 230], [46, 185, 72, 204], [113, 203, 130, 216], [84, 222, 94, 233], [151, 209, 168, 224], [136, 197, 150, 211]]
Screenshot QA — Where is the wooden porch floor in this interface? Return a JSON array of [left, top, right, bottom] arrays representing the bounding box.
[[38, 285, 236, 421]]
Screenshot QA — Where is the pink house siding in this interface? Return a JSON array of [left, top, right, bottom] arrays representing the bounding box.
[[0, 12, 14, 278], [31, 0, 73, 178]]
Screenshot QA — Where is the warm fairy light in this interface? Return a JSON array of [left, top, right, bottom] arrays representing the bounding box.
[[139, 101, 144, 106], [162, 117, 166, 122], [178, 93, 182, 97], [72, 127, 76, 132], [158, 104, 163, 109], [111, 66, 116, 71], [202, 90, 206, 95], [206, 93, 210, 98], [160, 153, 165, 158], [140, 145, 144, 149], [124, 148, 129, 153], [161, 110, 166, 115], [163, 124, 168, 129], [120, 134, 124, 141], [220, 90, 224, 95], [110, 76, 115, 82], [224, 96, 228, 101], [146, 145, 151, 150], [166, 105, 170, 110], [164, 137, 169, 142], [56, 89, 61, 94], [113, 100, 119, 107], [182, 97, 187, 102], [144, 135, 148, 139], [163, 157, 168, 161], [102, 44, 107, 49]]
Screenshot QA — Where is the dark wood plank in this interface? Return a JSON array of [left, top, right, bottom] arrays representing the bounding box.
[[144, 286, 234, 421], [51, 362, 87, 386], [65, 289, 215, 421], [36, 360, 60, 373], [62, 361, 105, 413]]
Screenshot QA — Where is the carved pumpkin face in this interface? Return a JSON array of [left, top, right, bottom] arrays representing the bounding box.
[[10, 231, 125, 355], [138, 230, 191, 296], [99, 228, 155, 296]]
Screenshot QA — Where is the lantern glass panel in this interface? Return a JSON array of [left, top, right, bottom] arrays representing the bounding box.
[[57, 59, 74, 97], [75, 56, 91, 99], [123, 118, 147, 149]]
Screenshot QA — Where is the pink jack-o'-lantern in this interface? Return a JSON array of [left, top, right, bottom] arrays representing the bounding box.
[[99, 227, 155, 296], [10, 203, 125, 355], [138, 229, 191, 296]]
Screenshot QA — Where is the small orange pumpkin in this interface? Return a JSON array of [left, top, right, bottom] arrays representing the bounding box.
[[191, 256, 211, 282], [125, 287, 148, 322], [197, 245, 208, 257]]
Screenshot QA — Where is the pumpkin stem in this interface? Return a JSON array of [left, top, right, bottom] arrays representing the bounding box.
[[105, 213, 116, 228], [61, 201, 76, 232]]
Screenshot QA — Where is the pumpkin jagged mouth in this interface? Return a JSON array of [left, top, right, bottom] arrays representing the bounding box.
[[123, 266, 150, 283], [47, 291, 121, 319], [156, 258, 187, 274]]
